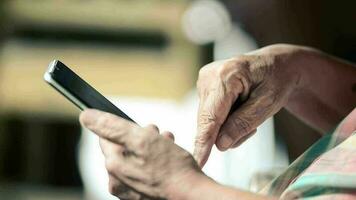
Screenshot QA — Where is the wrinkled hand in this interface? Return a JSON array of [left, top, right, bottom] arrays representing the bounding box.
[[194, 44, 303, 167], [80, 109, 202, 200]]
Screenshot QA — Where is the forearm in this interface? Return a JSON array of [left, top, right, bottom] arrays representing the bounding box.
[[167, 172, 276, 200], [286, 46, 356, 133], [189, 180, 276, 200]]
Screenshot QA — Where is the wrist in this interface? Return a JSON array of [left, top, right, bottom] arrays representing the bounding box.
[[165, 169, 217, 200], [279, 45, 320, 101], [267, 44, 313, 101]]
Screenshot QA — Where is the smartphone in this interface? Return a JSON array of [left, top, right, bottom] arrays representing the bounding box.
[[44, 60, 136, 123]]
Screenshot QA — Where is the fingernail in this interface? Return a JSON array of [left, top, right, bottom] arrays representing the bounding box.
[[217, 134, 233, 150]]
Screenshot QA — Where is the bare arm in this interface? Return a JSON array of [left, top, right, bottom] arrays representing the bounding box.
[[167, 172, 277, 200], [286, 47, 356, 133], [193, 44, 356, 167]]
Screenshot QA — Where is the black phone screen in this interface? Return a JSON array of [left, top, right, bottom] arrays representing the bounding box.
[[47, 60, 135, 123]]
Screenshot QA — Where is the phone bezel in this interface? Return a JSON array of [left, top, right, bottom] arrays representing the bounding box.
[[44, 60, 88, 110]]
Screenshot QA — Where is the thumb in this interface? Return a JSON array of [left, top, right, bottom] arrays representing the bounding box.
[[216, 86, 280, 151]]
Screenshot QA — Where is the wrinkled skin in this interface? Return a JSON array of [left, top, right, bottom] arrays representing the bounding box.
[[79, 43, 356, 200], [193, 44, 302, 167], [80, 110, 202, 200]]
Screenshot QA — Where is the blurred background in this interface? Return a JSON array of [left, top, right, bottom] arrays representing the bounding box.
[[0, 0, 355, 200]]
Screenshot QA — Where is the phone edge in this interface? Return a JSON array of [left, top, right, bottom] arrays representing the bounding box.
[[44, 62, 88, 110]]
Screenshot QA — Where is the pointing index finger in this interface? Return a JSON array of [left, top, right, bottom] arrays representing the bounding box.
[[194, 81, 243, 167]]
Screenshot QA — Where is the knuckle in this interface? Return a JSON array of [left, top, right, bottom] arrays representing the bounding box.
[[113, 145, 124, 155], [197, 64, 215, 87], [133, 136, 147, 150], [194, 133, 212, 147], [214, 60, 250, 99], [108, 177, 141, 200], [231, 55, 251, 67], [105, 158, 118, 173], [137, 137, 146, 148], [198, 112, 223, 133], [162, 131, 174, 139], [198, 111, 219, 127], [216, 63, 230, 79], [219, 58, 250, 81], [108, 180, 130, 198], [108, 181, 119, 196], [96, 113, 115, 130], [145, 124, 159, 133]]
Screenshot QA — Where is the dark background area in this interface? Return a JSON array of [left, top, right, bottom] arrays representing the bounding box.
[[0, 115, 81, 186], [224, 0, 356, 62]]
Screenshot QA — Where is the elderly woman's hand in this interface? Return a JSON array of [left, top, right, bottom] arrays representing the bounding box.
[[194, 44, 305, 167], [80, 109, 203, 200]]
